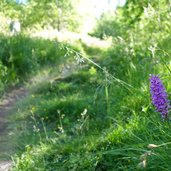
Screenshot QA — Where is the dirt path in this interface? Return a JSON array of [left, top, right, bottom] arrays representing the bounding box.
[[0, 87, 28, 171]]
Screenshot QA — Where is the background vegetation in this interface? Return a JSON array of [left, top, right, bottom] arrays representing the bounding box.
[[0, 0, 171, 170]]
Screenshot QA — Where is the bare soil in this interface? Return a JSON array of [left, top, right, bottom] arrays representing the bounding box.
[[0, 87, 28, 171]]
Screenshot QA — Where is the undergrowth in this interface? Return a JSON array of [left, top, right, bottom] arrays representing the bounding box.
[[10, 38, 171, 171], [2, 1, 171, 170], [0, 34, 81, 95]]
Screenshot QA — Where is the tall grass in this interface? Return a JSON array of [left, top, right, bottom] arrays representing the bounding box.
[[10, 36, 171, 171], [0, 34, 81, 94], [5, 1, 171, 170]]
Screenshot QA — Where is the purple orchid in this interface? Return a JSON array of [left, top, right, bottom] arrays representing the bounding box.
[[149, 75, 170, 119]]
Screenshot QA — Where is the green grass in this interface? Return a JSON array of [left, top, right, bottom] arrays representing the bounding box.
[[2, 2, 171, 169], [0, 34, 82, 95], [8, 38, 171, 171]]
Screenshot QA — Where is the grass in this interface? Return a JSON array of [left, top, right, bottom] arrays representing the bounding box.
[[0, 34, 82, 95], [1, 8, 171, 169], [6, 35, 171, 171], [0, 1, 171, 170]]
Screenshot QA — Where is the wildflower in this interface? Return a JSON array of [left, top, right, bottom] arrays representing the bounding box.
[[149, 75, 170, 119]]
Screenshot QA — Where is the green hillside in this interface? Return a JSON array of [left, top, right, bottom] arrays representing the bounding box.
[[0, 0, 171, 170]]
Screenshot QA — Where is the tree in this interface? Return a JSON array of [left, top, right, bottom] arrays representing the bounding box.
[[0, 0, 81, 31], [21, 0, 80, 30]]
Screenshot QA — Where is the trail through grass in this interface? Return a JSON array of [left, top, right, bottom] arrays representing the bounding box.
[[1, 30, 171, 171], [0, 86, 28, 170]]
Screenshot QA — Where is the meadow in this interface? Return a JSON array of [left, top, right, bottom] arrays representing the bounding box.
[[0, 0, 171, 171]]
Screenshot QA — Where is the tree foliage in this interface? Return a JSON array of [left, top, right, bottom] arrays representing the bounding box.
[[1, 0, 81, 31], [92, 0, 171, 40]]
